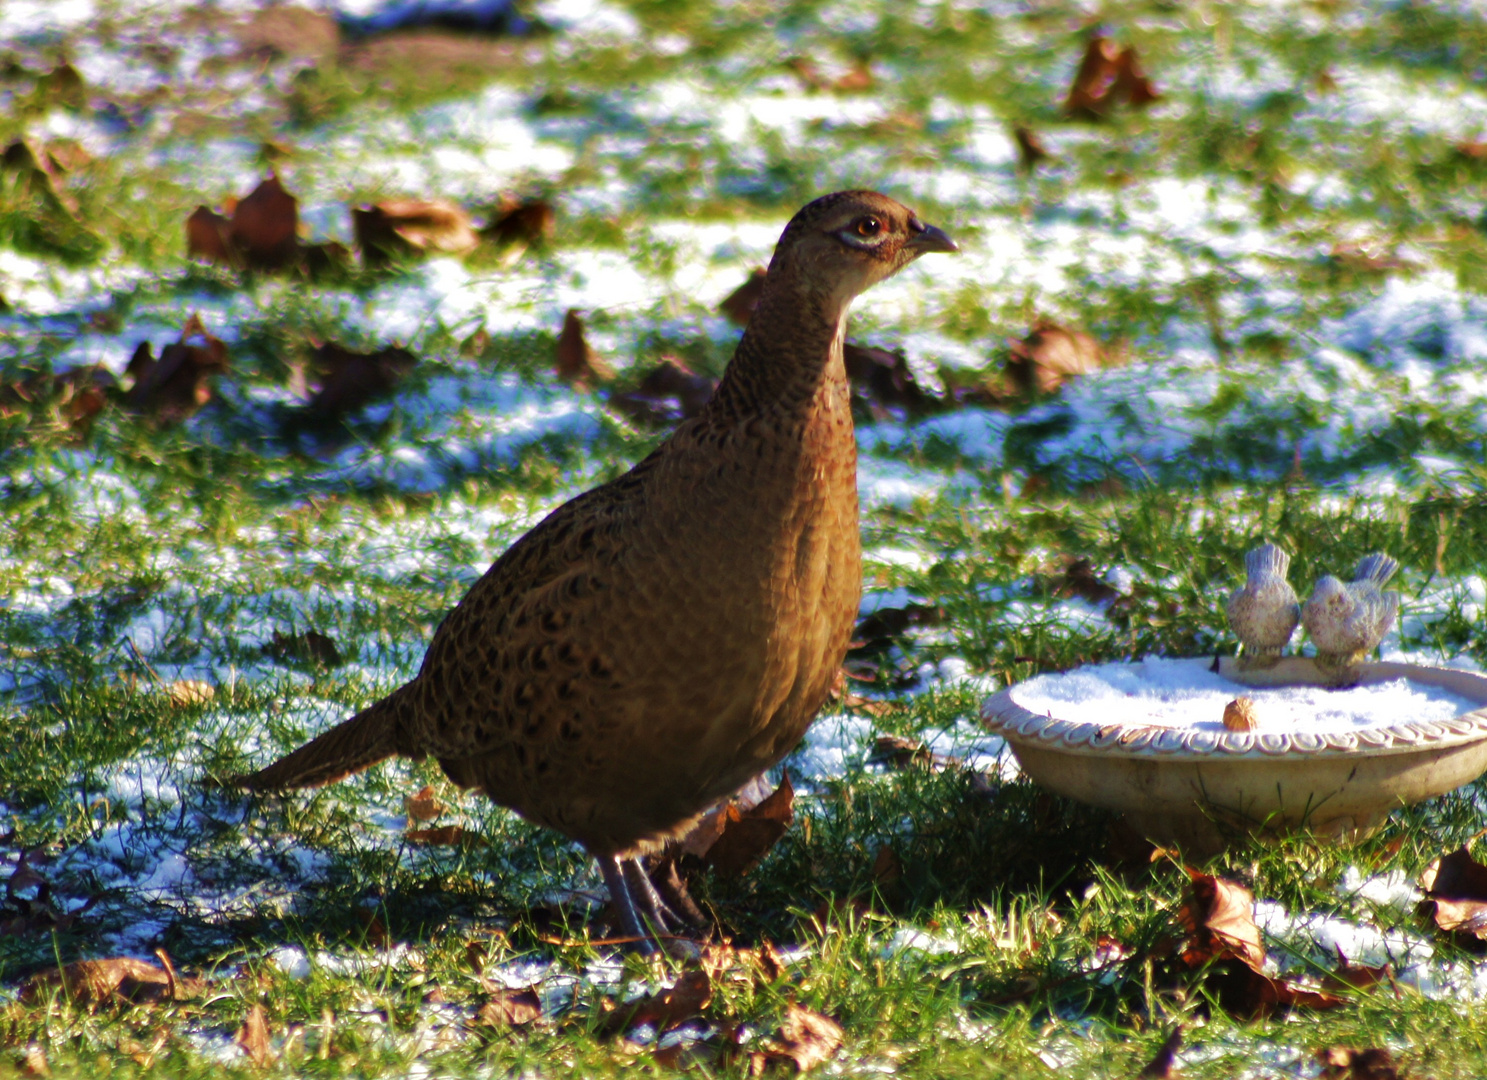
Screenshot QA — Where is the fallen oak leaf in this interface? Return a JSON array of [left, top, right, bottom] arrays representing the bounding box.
[[1320, 946, 1395, 996], [352, 198, 478, 264], [601, 969, 712, 1035], [609, 355, 716, 426], [1420, 845, 1487, 944], [1006, 320, 1112, 397], [475, 987, 543, 1028], [1207, 960, 1346, 1020], [843, 341, 941, 417], [405, 785, 445, 822], [719, 267, 767, 326], [263, 629, 343, 668], [122, 313, 229, 422], [1317, 1047, 1400, 1080], [20, 957, 205, 1006], [235, 1003, 275, 1067], [481, 194, 555, 248], [1065, 36, 1160, 120], [406, 825, 488, 849], [1013, 125, 1053, 172], [554, 309, 614, 390], [185, 205, 235, 266], [765, 1004, 843, 1073], [300, 342, 418, 421], [1178, 870, 1266, 972], [230, 174, 299, 270], [704, 771, 795, 878]]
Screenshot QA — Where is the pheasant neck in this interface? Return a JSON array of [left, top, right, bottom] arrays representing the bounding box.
[[708, 282, 850, 423]]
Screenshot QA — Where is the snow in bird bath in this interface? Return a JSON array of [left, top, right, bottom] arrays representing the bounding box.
[[1010, 657, 1482, 733]]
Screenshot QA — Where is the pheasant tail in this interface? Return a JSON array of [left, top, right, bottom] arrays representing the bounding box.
[[238, 691, 407, 790]]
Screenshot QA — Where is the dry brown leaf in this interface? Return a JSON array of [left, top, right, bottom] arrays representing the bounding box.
[[1178, 871, 1266, 972], [609, 355, 717, 426], [1138, 1026, 1182, 1078], [230, 174, 299, 270], [705, 771, 795, 878], [123, 314, 229, 422], [768, 1004, 843, 1072], [263, 629, 343, 668], [0, 363, 114, 436], [352, 199, 478, 264], [1208, 960, 1346, 1020], [476, 987, 543, 1027], [843, 341, 941, 417], [719, 267, 767, 326], [405, 785, 445, 822], [554, 309, 614, 389], [1317, 1047, 1400, 1080], [1420, 846, 1487, 943], [236, 1004, 275, 1068], [301, 342, 418, 420], [186, 205, 235, 265], [870, 846, 902, 887], [1007, 320, 1110, 396], [20, 957, 200, 1006], [1320, 948, 1395, 996], [603, 969, 712, 1035], [355, 909, 390, 949], [1065, 36, 1161, 120], [1013, 126, 1053, 172], [482, 195, 556, 247], [407, 825, 488, 849]]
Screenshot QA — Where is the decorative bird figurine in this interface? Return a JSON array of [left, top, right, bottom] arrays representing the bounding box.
[[1226, 543, 1300, 668], [234, 191, 958, 948], [1301, 552, 1400, 675]]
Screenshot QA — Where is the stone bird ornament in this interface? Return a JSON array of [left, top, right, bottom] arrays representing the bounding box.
[[1226, 543, 1300, 667], [1301, 552, 1400, 673], [234, 191, 957, 948]]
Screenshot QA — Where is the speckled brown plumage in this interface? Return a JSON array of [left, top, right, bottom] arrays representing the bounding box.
[[237, 191, 957, 938]]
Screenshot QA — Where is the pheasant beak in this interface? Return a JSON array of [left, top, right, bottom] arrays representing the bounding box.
[[905, 218, 959, 255]]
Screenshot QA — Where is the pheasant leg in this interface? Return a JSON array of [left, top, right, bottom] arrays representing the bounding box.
[[623, 858, 679, 934], [597, 854, 656, 954]]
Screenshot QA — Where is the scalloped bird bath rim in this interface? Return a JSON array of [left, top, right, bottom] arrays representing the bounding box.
[[980, 657, 1487, 853]]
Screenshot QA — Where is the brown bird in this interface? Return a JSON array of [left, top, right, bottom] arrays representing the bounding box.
[[235, 191, 958, 946]]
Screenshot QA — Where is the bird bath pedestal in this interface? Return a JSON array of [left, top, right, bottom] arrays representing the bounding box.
[[980, 657, 1487, 854]]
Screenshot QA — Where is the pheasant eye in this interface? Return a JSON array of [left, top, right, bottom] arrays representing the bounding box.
[[854, 217, 882, 238]]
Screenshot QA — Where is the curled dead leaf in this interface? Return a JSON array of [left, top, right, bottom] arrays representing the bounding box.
[[602, 969, 712, 1035], [1178, 870, 1266, 972], [1317, 1047, 1400, 1080], [1013, 126, 1053, 172], [482, 195, 556, 248], [1006, 320, 1113, 397], [1420, 846, 1487, 944], [1065, 36, 1160, 120], [704, 771, 795, 878], [300, 342, 418, 421], [1222, 696, 1258, 732], [123, 313, 230, 422], [353, 199, 478, 264], [476, 987, 543, 1028], [554, 309, 614, 390], [263, 629, 343, 668], [609, 356, 717, 426], [406, 825, 488, 849], [843, 341, 940, 417], [719, 267, 767, 326], [21, 957, 204, 1007], [405, 785, 445, 822]]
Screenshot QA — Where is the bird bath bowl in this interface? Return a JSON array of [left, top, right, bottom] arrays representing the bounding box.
[[980, 656, 1487, 853]]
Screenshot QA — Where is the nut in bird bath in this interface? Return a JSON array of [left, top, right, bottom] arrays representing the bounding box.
[[1223, 696, 1259, 732]]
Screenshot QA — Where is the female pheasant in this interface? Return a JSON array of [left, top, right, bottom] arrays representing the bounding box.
[[237, 191, 958, 944]]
